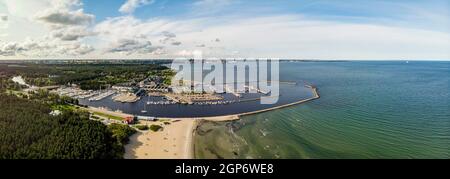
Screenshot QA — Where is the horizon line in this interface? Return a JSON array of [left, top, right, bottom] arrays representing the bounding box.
[[0, 59, 449, 62]]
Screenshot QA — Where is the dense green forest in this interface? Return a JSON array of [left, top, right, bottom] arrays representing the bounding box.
[[0, 63, 171, 90], [0, 94, 136, 159], [0, 62, 146, 159]]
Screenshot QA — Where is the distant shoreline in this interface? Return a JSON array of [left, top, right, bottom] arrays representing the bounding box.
[[2, 59, 450, 62]]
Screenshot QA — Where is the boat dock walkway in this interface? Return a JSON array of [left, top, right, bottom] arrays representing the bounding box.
[[203, 85, 320, 122]]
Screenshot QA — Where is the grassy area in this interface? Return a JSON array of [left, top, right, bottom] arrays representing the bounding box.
[[51, 104, 78, 111], [149, 125, 163, 132], [134, 125, 149, 131], [93, 112, 124, 121], [158, 119, 171, 122], [91, 115, 101, 120]]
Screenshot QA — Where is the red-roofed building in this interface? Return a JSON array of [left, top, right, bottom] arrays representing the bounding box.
[[123, 116, 135, 124]]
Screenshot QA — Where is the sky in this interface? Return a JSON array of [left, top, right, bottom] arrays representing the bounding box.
[[0, 0, 449, 60]]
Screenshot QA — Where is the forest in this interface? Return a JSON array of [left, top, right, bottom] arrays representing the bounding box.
[[0, 62, 171, 90], [0, 93, 137, 159], [0, 62, 144, 159]]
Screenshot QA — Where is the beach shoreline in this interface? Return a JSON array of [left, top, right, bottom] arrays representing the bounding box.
[[122, 86, 319, 159], [124, 119, 198, 159]]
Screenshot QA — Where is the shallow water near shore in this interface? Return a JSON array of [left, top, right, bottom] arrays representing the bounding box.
[[194, 61, 450, 159]]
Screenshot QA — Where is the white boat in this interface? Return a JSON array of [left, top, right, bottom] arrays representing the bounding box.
[[142, 103, 148, 113]]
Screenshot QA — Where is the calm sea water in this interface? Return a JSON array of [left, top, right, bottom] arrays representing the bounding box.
[[194, 61, 450, 159]]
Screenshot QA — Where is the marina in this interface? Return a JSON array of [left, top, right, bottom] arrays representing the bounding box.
[[78, 82, 314, 118]]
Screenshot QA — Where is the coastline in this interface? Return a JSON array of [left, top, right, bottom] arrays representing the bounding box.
[[124, 119, 197, 159], [94, 86, 320, 159]]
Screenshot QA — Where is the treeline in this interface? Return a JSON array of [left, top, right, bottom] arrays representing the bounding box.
[[0, 94, 135, 159], [149, 69, 177, 86], [54, 64, 167, 90], [27, 89, 79, 105], [0, 78, 26, 91], [0, 63, 170, 90]]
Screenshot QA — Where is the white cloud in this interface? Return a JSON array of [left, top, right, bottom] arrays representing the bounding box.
[[196, 15, 450, 59], [0, 38, 94, 57], [91, 13, 450, 59], [0, 0, 96, 58], [2, 0, 82, 18], [58, 42, 94, 56], [107, 38, 163, 55], [2, 0, 50, 18], [0, 14, 8, 30], [119, 0, 155, 14], [51, 26, 96, 41], [36, 9, 94, 26], [33, 0, 94, 29], [171, 41, 182, 46], [0, 0, 50, 41], [162, 31, 176, 38], [0, 14, 7, 22], [93, 16, 196, 57], [160, 31, 176, 44], [176, 49, 203, 57], [0, 42, 19, 56], [160, 31, 182, 46]]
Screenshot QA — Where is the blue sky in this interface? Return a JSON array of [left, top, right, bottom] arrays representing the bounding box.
[[0, 0, 449, 59], [82, 0, 449, 30]]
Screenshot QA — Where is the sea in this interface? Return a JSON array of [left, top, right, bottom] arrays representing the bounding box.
[[194, 61, 450, 159]]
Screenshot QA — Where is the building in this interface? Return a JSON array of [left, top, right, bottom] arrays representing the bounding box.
[[112, 85, 133, 92], [49, 110, 62, 116], [136, 115, 157, 121], [123, 116, 135, 124]]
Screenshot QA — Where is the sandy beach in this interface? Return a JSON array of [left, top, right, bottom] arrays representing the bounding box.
[[123, 115, 243, 159], [124, 119, 197, 159], [84, 106, 240, 159]]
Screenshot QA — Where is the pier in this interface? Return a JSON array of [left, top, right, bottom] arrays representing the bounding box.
[[202, 85, 320, 122], [88, 90, 116, 101], [237, 85, 319, 117]]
